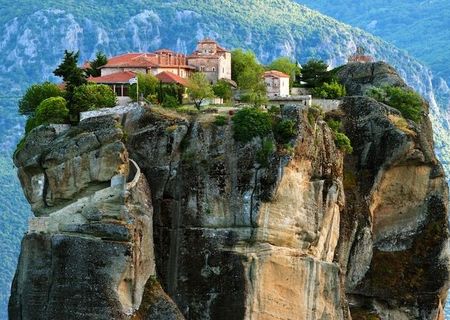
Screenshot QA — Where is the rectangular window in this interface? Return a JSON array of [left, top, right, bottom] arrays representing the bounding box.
[[123, 85, 129, 97]]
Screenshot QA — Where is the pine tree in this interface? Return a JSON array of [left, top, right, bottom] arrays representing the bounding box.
[[86, 52, 108, 77]]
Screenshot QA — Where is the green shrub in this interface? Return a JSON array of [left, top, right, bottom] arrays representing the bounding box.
[[213, 80, 233, 101], [368, 86, 423, 123], [326, 119, 342, 132], [267, 105, 281, 116], [24, 117, 38, 134], [307, 104, 324, 125], [72, 84, 116, 113], [162, 95, 179, 108], [232, 107, 272, 142], [25, 96, 69, 133], [128, 73, 159, 102], [19, 82, 65, 115], [256, 139, 275, 167], [326, 118, 352, 153], [273, 119, 296, 144], [214, 115, 228, 126], [312, 80, 346, 98], [335, 132, 353, 154]]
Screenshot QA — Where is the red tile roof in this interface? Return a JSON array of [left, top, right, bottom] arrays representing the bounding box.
[[264, 70, 290, 78], [156, 71, 189, 87], [101, 52, 194, 69], [102, 53, 157, 68], [88, 71, 136, 84]]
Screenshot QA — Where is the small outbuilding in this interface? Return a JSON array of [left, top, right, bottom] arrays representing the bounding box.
[[263, 70, 290, 98]]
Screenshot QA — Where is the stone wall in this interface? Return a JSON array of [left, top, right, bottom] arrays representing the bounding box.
[[312, 98, 342, 112]]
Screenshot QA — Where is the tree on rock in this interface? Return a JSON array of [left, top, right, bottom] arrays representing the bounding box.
[[18, 82, 65, 116], [213, 79, 233, 102], [25, 97, 69, 133], [72, 84, 116, 113], [231, 49, 267, 106], [86, 51, 108, 77], [267, 57, 301, 86], [128, 73, 159, 102], [53, 50, 87, 110], [187, 73, 214, 109], [300, 59, 332, 87], [53, 50, 87, 88]]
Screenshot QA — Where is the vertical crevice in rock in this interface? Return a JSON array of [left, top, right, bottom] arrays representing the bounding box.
[[167, 163, 182, 296]]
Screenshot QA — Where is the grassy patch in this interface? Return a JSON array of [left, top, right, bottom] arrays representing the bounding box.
[[388, 114, 416, 136], [213, 115, 228, 126]]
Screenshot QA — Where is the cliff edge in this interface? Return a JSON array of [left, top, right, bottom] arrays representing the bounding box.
[[9, 62, 450, 320]]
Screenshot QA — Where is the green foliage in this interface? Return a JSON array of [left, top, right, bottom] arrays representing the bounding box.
[[159, 83, 184, 105], [256, 138, 275, 167], [307, 104, 324, 125], [326, 119, 342, 132], [267, 57, 301, 86], [18, 82, 65, 115], [53, 50, 87, 93], [273, 119, 297, 144], [232, 107, 272, 142], [72, 84, 116, 113], [24, 117, 38, 134], [300, 59, 333, 87], [312, 80, 347, 98], [213, 80, 233, 101], [326, 118, 353, 153], [26, 96, 69, 132], [267, 105, 281, 116], [162, 95, 179, 108], [128, 73, 159, 102], [214, 115, 228, 126], [240, 83, 268, 107], [335, 132, 353, 154], [368, 86, 423, 123], [232, 49, 263, 87], [231, 48, 267, 106], [187, 72, 214, 110], [176, 105, 200, 115], [85, 51, 108, 77]]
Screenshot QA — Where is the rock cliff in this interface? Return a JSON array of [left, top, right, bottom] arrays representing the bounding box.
[[9, 63, 450, 319]]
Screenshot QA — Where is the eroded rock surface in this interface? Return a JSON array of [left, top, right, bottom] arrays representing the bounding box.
[[9, 116, 180, 319], [336, 62, 450, 319], [123, 105, 345, 319], [9, 62, 450, 320]]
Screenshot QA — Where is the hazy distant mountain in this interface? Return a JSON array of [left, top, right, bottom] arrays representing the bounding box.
[[295, 0, 450, 82]]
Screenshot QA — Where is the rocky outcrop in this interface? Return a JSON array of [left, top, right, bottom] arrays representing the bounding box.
[[9, 116, 180, 319], [123, 105, 345, 319], [336, 62, 449, 319], [9, 62, 450, 320]]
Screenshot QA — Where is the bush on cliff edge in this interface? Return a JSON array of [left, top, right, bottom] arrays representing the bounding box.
[[368, 85, 423, 123]]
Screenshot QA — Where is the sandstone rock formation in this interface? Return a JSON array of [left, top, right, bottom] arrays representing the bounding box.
[[9, 62, 450, 320], [9, 116, 180, 319]]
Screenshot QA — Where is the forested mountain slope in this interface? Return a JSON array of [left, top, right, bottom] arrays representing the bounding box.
[[295, 0, 450, 82]]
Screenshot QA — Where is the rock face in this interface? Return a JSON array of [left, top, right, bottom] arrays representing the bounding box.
[[123, 105, 345, 319], [335, 62, 450, 319], [9, 116, 180, 319], [9, 63, 450, 320]]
